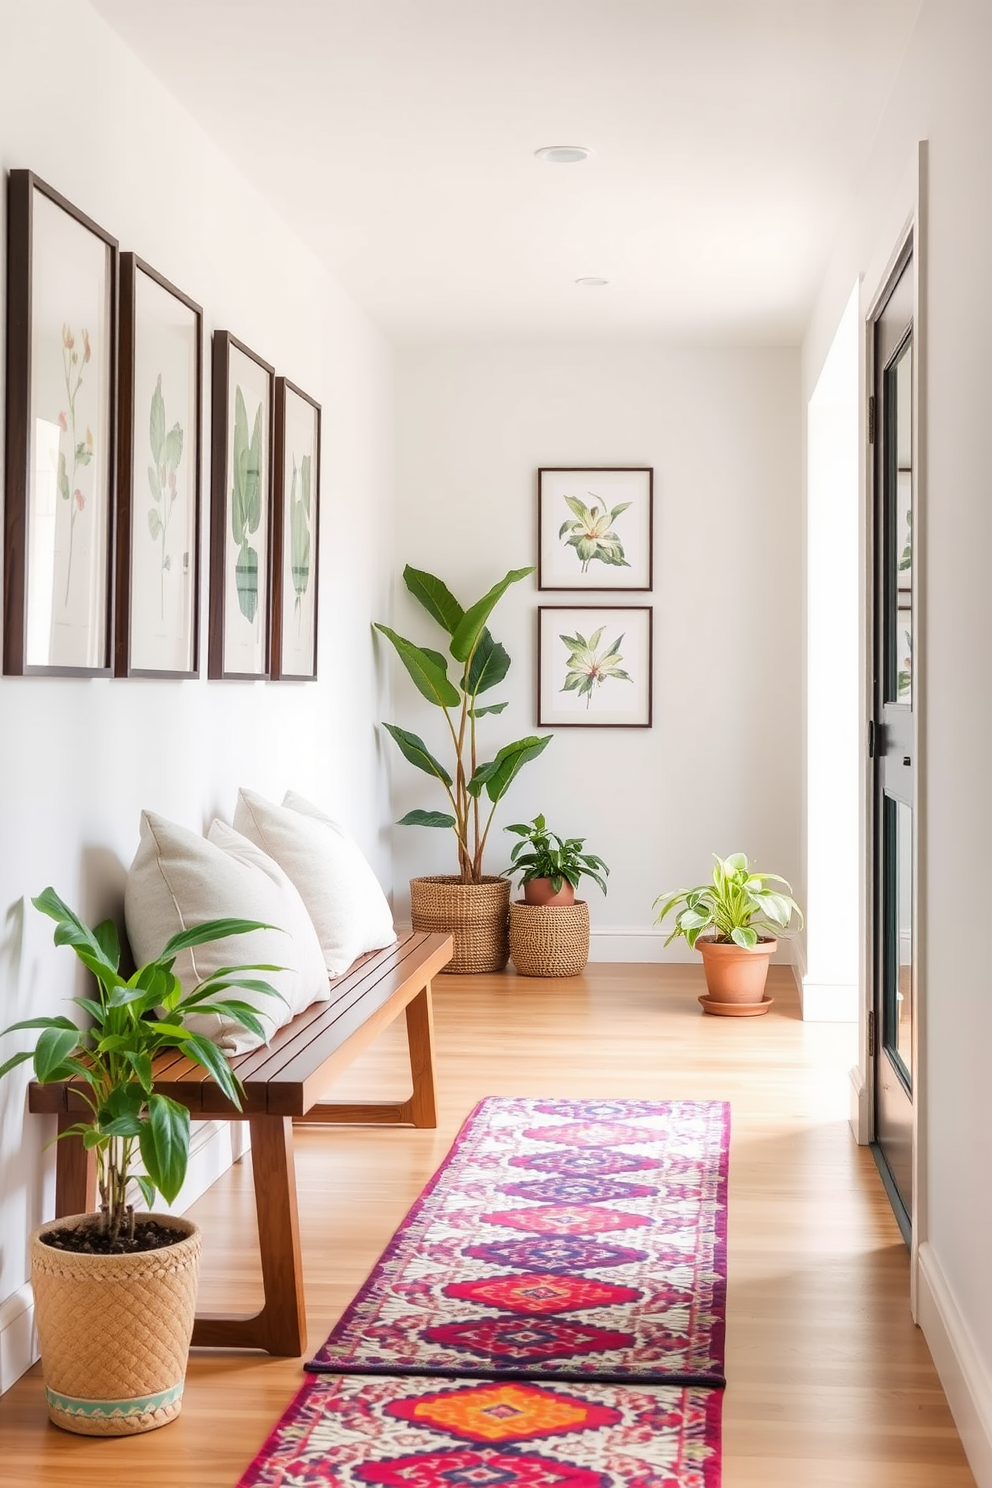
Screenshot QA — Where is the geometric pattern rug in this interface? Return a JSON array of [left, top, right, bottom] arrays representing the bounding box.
[[308, 1098, 729, 1387], [237, 1372, 724, 1487]]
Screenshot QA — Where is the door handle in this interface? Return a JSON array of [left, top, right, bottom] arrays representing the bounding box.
[[903, 756, 912, 766]]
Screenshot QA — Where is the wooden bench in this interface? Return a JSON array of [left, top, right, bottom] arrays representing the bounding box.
[[29, 927, 453, 1357]]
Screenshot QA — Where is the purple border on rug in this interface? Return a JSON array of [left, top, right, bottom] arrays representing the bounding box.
[[307, 1096, 730, 1388]]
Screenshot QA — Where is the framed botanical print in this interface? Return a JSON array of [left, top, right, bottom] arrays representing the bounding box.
[[538, 605, 653, 727], [270, 378, 321, 681], [116, 255, 202, 677], [3, 171, 117, 675], [538, 467, 653, 591], [208, 331, 274, 679]]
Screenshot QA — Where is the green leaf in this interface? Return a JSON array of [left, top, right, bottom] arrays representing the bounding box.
[[149, 374, 166, 463], [235, 541, 259, 623], [466, 629, 511, 696], [0, 1049, 34, 1081], [374, 624, 461, 708], [450, 568, 533, 664], [469, 701, 509, 718], [58, 452, 69, 501], [34, 1027, 81, 1081], [245, 403, 263, 533], [397, 809, 457, 828], [381, 722, 452, 784], [731, 926, 759, 949], [139, 1094, 190, 1204], [402, 567, 465, 634], [183, 1035, 243, 1108], [609, 502, 632, 521], [164, 421, 183, 470], [136, 1176, 157, 1210], [482, 734, 553, 804], [160, 917, 274, 959], [563, 495, 592, 521], [231, 386, 249, 545], [148, 464, 161, 501]]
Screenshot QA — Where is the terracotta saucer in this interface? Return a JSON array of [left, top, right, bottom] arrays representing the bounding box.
[[698, 994, 774, 1017]]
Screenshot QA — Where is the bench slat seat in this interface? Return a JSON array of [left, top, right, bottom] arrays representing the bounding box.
[[29, 928, 452, 1356]]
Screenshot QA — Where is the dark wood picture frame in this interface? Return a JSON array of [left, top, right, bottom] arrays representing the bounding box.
[[538, 466, 654, 592], [208, 331, 274, 680], [116, 255, 202, 678], [3, 170, 118, 676], [537, 604, 653, 728], [271, 379, 321, 681]]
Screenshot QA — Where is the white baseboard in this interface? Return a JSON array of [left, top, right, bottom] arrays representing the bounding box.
[[848, 1062, 871, 1144], [918, 1241, 992, 1488], [0, 1119, 246, 1396], [0, 1284, 35, 1396], [586, 927, 797, 966], [800, 978, 859, 1022]]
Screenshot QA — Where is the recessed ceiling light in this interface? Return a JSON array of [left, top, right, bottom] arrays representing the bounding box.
[[575, 277, 609, 288], [535, 145, 591, 164]]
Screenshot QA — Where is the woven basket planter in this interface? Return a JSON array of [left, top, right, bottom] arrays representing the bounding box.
[[409, 875, 510, 973], [509, 899, 590, 977], [30, 1213, 201, 1436]]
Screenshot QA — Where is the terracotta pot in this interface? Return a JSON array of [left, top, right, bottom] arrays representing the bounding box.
[[698, 937, 776, 1010], [522, 877, 576, 907], [409, 875, 510, 973], [30, 1213, 201, 1436]]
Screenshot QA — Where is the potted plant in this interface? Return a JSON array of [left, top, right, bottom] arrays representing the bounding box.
[[503, 815, 609, 906], [375, 564, 552, 972], [652, 852, 803, 1015], [0, 888, 282, 1435], [503, 816, 609, 977]]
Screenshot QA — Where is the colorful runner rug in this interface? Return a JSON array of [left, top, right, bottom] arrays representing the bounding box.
[[308, 1097, 729, 1387], [238, 1372, 723, 1488]]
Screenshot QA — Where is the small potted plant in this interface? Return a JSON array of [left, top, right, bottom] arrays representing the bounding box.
[[503, 817, 609, 978], [652, 852, 802, 1015], [0, 888, 283, 1435], [375, 564, 552, 973], [503, 815, 609, 905]]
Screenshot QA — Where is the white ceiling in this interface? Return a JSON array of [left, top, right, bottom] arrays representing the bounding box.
[[91, 0, 922, 344]]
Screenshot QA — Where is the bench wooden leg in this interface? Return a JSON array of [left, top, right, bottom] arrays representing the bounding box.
[[54, 1116, 96, 1217], [191, 1115, 306, 1356], [296, 980, 438, 1130]]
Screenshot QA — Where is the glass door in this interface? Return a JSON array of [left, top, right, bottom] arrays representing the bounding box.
[[870, 239, 915, 1242]]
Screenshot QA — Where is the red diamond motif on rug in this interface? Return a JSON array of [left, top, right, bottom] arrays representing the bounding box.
[[385, 1379, 622, 1442], [483, 1204, 652, 1236], [444, 1273, 642, 1316], [523, 1121, 654, 1147], [425, 1317, 634, 1365], [354, 1444, 610, 1487]]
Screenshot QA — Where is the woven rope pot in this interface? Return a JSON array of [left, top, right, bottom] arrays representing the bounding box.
[[30, 1213, 201, 1436], [509, 900, 590, 977], [409, 876, 510, 973]]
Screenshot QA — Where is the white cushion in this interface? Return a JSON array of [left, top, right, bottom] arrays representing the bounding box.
[[233, 788, 396, 977], [124, 811, 330, 1054]]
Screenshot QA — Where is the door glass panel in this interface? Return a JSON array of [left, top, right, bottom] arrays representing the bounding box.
[[885, 339, 913, 706], [883, 795, 913, 1088]]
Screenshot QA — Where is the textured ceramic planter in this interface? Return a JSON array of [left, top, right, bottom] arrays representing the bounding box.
[[698, 937, 776, 1013], [409, 876, 510, 973], [522, 877, 576, 907], [30, 1213, 201, 1436]]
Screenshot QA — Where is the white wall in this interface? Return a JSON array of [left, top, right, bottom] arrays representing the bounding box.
[[803, 2, 992, 1480], [0, 0, 394, 1389], [392, 342, 802, 960]]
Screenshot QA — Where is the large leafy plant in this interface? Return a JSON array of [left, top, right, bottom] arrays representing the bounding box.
[[653, 853, 803, 949], [375, 565, 552, 883], [0, 889, 283, 1246], [503, 815, 609, 896]]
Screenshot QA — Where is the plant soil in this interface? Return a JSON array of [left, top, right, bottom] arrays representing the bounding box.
[[40, 1218, 184, 1256]]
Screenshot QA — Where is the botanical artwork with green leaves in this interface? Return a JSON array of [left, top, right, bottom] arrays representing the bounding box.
[[56, 322, 94, 607], [538, 468, 653, 591], [146, 374, 184, 621], [538, 606, 653, 727], [289, 451, 312, 631], [231, 384, 264, 625], [560, 624, 632, 709]]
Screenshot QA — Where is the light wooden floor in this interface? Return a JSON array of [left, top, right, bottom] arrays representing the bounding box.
[[0, 963, 976, 1487]]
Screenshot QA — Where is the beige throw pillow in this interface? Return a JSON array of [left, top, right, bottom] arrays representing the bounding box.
[[124, 811, 330, 1054], [233, 788, 396, 977]]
